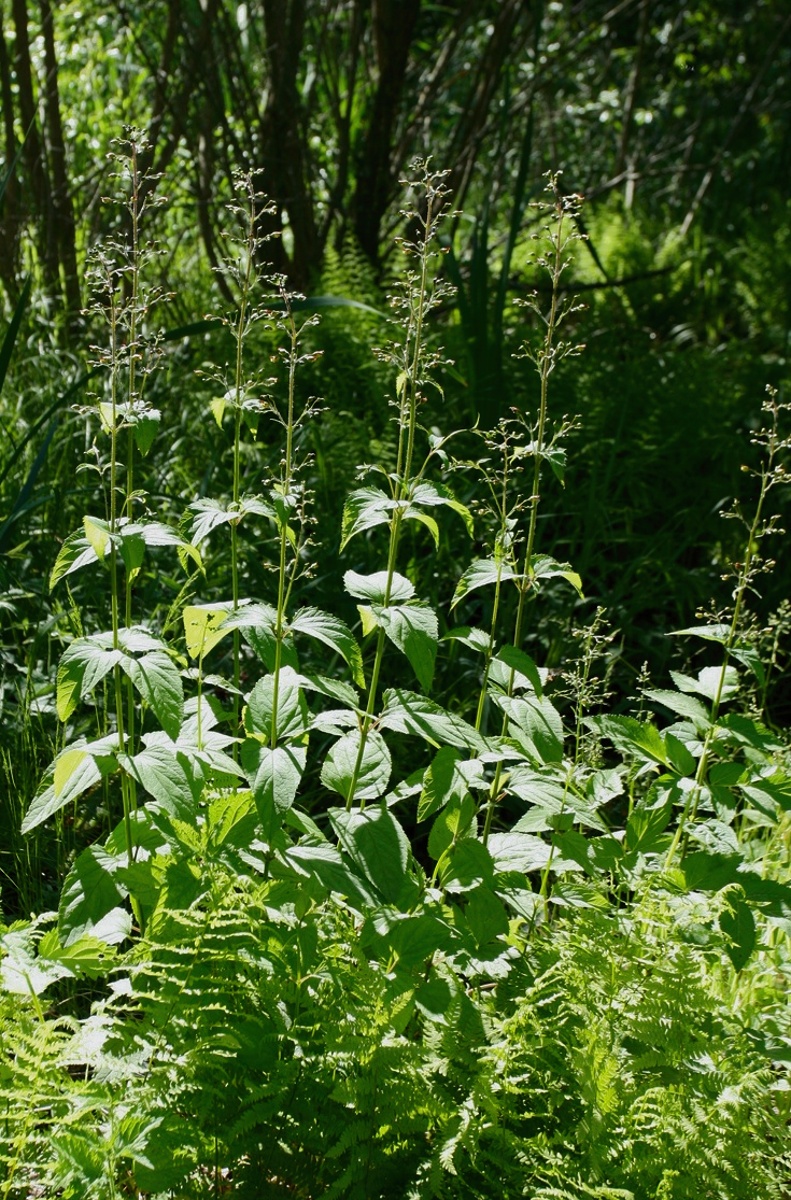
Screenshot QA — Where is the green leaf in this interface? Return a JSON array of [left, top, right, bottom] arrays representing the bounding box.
[[643, 687, 711, 730], [289, 607, 365, 687], [373, 601, 438, 691], [719, 890, 756, 971], [321, 728, 391, 802], [671, 623, 730, 643], [287, 843, 377, 910], [343, 569, 415, 604], [451, 558, 515, 609], [134, 414, 159, 455], [464, 886, 509, 947], [57, 636, 122, 721], [529, 553, 584, 597], [380, 688, 487, 752], [330, 803, 409, 903], [488, 831, 552, 873], [58, 845, 131, 946], [409, 481, 474, 536], [183, 603, 232, 660], [244, 666, 309, 743], [439, 838, 495, 892], [401, 503, 440, 546], [419, 747, 482, 822], [50, 527, 102, 587], [340, 487, 395, 549], [428, 792, 477, 859], [22, 736, 117, 833], [494, 645, 544, 695], [496, 694, 564, 762], [0, 923, 74, 996], [221, 602, 299, 671], [83, 514, 111, 561], [123, 650, 184, 740], [37, 929, 118, 981], [442, 626, 492, 654], [117, 744, 202, 820], [242, 742, 306, 836]]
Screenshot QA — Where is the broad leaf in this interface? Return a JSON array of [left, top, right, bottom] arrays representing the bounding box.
[[343, 569, 415, 604], [117, 744, 202, 820], [330, 803, 409, 903], [57, 636, 122, 721], [286, 843, 378, 910], [244, 666, 309, 743], [488, 831, 552, 873], [321, 728, 392, 802], [373, 602, 438, 691], [289, 607, 365, 687], [380, 689, 487, 752], [409, 481, 474, 536], [451, 558, 515, 609], [643, 687, 711, 730], [530, 553, 583, 597], [58, 845, 130, 946], [419, 746, 482, 822], [340, 487, 395, 548], [496, 694, 564, 762], [242, 742, 306, 835], [124, 650, 184, 739], [23, 736, 117, 833], [719, 890, 756, 972], [183, 603, 232, 660]]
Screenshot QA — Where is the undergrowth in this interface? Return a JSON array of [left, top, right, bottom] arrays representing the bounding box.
[[0, 145, 790, 1198]]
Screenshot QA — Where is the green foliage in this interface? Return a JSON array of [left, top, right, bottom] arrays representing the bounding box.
[[1, 159, 790, 1200]]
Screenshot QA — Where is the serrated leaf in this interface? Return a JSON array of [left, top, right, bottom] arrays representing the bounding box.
[[671, 623, 730, 643], [38, 928, 118, 980], [644, 687, 711, 729], [50, 527, 102, 587], [242, 742, 306, 835], [464, 886, 509, 947], [530, 553, 583, 597], [719, 890, 756, 972], [419, 747, 477, 822], [117, 744, 202, 820], [123, 650, 184, 739], [496, 694, 564, 762], [329, 803, 409, 903], [221, 602, 299, 671], [442, 625, 492, 654], [57, 636, 122, 721], [83, 515, 111, 561], [402, 504, 440, 546], [451, 558, 515, 609], [374, 601, 438, 691], [343, 569, 415, 604], [286, 842, 377, 909], [244, 666, 308, 743], [428, 792, 476, 858], [488, 831, 552, 873], [340, 487, 394, 549], [439, 838, 495, 892], [183, 603, 232, 660], [23, 736, 117, 833], [289, 606, 364, 687], [494, 645, 543, 695], [380, 688, 486, 752], [321, 729, 391, 802], [409, 481, 474, 537], [58, 845, 130, 946], [210, 395, 226, 427]]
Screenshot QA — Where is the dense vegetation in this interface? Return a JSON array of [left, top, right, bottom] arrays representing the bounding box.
[[1, 3, 790, 1197]]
